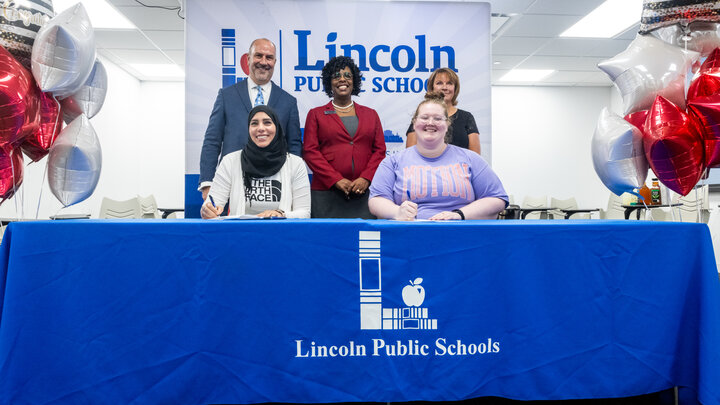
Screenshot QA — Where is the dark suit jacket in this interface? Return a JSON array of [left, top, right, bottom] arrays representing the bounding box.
[[302, 101, 387, 190], [199, 79, 301, 184]]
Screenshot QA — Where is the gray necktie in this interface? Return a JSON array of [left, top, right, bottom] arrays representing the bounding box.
[[254, 86, 265, 106]]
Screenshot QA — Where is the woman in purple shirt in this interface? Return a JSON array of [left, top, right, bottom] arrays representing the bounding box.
[[368, 92, 508, 220]]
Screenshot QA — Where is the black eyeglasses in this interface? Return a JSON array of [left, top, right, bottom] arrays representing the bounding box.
[[332, 71, 353, 80]]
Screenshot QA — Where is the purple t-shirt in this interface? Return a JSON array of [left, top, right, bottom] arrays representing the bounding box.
[[369, 145, 508, 219]]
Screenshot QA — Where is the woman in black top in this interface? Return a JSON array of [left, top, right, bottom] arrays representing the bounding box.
[[405, 67, 480, 154]]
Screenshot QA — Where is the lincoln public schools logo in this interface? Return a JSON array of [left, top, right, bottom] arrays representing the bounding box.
[[359, 231, 438, 330]]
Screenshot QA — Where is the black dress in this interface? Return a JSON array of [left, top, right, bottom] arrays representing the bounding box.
[[406, 109, 478, 150]]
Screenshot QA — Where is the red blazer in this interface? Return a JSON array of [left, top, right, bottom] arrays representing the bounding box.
[[303, 101, 387, 190]]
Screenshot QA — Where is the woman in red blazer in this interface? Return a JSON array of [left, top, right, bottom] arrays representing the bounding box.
[[303, 56, 386, 218]]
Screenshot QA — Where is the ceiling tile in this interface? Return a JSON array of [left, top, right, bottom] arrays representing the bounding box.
[[164, 50, 185, 66], [115, 5, 184, 31], [109, 0, 181, 7], [95, 30, 156, 50], [493, 36, 550, 55], [581, 39, 632, 58], [500, 14, 584, 37], [525, 0, 605, 15], [542, 71, 597, 84], [143, 30, 185, 50], [491, 16, 509, 34], [104, 49, 177, 64], [491, 70, 511, 82], [487, 0, 536, 15], [517, 55, 604, 71], [536, 38, 603, 56], [615, 23, 640, 40], [491, 55, 527, 70], [581, 71, 614, 85]]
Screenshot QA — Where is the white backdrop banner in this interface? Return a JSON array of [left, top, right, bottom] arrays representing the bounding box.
[[184, 0, 491, 214]]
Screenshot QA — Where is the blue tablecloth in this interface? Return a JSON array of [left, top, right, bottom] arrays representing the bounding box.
[[0, 220, 718, 404]]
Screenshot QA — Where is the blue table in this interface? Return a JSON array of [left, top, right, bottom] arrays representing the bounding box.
[[0, 220, 719, 404]]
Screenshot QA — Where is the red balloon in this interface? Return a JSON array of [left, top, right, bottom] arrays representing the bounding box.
[[59, 96, 83, 124], [644, 96, 706, 196], [21, 87, 62, 162], [697, 47, 720, 75], [688, 100, 720, 168], [0, 45, 39, 147], [688, 73, 720, 101], [624, 110, 650, 138], [0, 146, 23, 201]]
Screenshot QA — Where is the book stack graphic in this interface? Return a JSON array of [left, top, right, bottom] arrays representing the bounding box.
[[359, 231, 437, 330], [382, 307, 437, 330], [221, 29, 238, 87]]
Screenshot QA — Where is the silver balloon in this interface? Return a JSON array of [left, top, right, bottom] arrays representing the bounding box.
[[48, 114, 102, 207], [651, 21, 720, 57], [598, 34, 699, 115], [31, 3, 96, 99], [60, 59, 108, 123], [592, 108, 648, 196]]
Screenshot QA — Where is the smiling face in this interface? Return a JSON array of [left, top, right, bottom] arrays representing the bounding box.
[[248, 39, 276, 85], [331, 66, 353, 98], [413, 102, 448, 149], [249, 111, 276, 148], [430, 73, 456, 105]]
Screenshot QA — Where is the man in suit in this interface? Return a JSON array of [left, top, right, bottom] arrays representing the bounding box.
[[198, 38, 302, 199]]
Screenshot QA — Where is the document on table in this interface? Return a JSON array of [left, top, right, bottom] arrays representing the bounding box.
[[212, 215, 285, 220]]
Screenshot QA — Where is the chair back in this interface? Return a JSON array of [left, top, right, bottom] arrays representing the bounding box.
[[549, 197, 585, 219], [673, 185, 710, 223], [522, 195, 547, 219], [138, 195, 161, 219], [99, 197, 143, 219], [599, 193, 625, 219], [550, 197, 578, 211]]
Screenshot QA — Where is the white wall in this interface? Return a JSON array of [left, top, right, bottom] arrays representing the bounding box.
[[492, 86, 613, 209], [0, 57, 185, 219]]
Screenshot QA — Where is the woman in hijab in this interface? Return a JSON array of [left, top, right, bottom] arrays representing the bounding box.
[[201, 105, 311, 219]]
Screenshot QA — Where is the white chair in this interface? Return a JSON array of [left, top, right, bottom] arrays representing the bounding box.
[[673, 185, 710, 223], [521, 195, 548, 219], [138, 195, 161, 219], [599, 193, 625, 220], [549, 197, 590, 220], [98, 197, 143, 219]]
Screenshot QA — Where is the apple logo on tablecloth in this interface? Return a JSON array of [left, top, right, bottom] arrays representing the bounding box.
[[402, 278, 425, 307]]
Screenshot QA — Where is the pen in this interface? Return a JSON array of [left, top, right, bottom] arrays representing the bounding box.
[[406, 189, 411, 201], [209, 195, 216, 208]]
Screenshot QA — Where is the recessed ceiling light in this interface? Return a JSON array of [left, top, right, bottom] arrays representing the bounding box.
[[52, 0, 136, 30], [129, 63, 185, 79], [560, 0, 643, 38], [499, 69, 555, 82]]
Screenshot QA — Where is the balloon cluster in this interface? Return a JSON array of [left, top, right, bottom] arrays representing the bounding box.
[[594, 4, 720, 198], [0, 2, 106, 207]]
